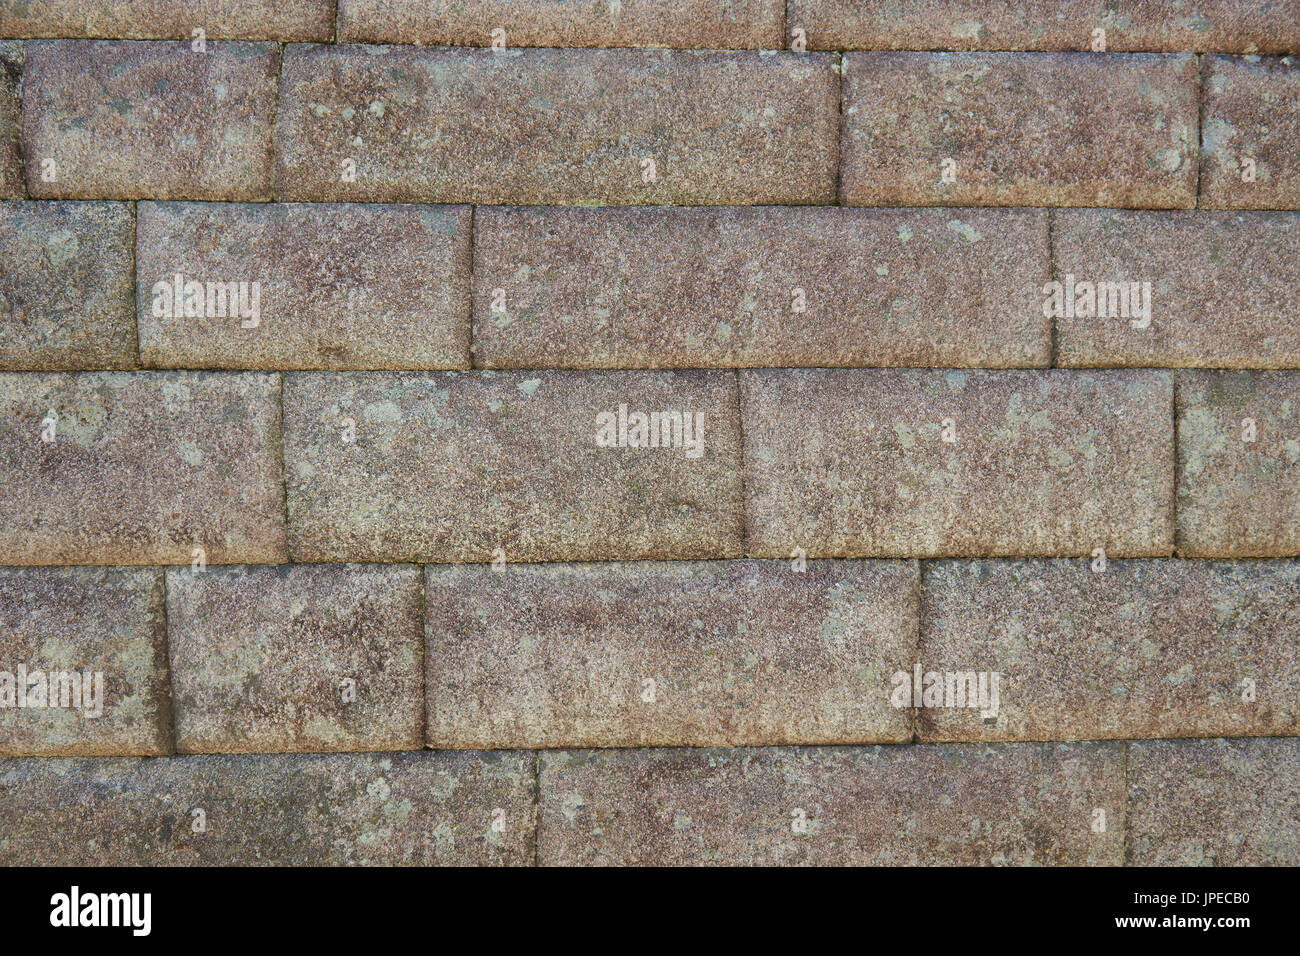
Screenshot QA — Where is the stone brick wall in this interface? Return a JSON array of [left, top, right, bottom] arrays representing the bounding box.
[[1, 0, 1298, 866]]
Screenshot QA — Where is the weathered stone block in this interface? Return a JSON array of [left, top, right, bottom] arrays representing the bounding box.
[[0, 371, 287, 565], [841, 52, 1198, 208], [0, 567, 170, 756], [276, 46, 838, 205], [137, 202, 471, 369], [167, 564, 423, 753], [540, 744, 1124, 865], [24, 40, 278, 200], [473, 206, 1049, 369], [0, 201, 136, 369], [426, 559, 918, 748], [284, 370, 742, 562], [742, 369, 1174, 558]]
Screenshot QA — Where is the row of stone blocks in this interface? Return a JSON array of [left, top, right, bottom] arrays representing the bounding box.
[[3, 559, 1298, 755], [2, 0, 1299, 52], [7, 202, 1300, 371], [1, 368, 1297, 563], [0, 43, 1297, 207], [2, 739, 1297, 864]]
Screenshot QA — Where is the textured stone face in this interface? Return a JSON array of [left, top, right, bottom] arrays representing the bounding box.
[[23, 40, 278, 200], [284, 370, 742, 562], [0, 41, 20, 198], [0, 567, 170, 756], [167, 564, 423, 754], [276, 46, 839, 205], [921, 559, 1300, 741], [0, 201, 137, 369], [540, 744, 1124, 865], [0, 751, 536, 865], [426, 559, 918, 749], [137, 202, 471, 369], [742, 369, 1174, 558], [473, 206, 1050, 369], [337, 0, 783, 48], [1201, 55, 1300, 210], [1054, 210, 1300, 369], [1176, 371, 1300, 556], [1128, 738, 1300, 865], [791, 1, 1300, 53], [0, 0, 335, 38], [0, 371, 286, 565], [841, 52, 1198, 208]]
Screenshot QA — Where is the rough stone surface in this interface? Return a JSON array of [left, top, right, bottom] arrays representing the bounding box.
[[1054, 209, 1300, 368], [284, 370, 742, 563], [1201, 55, 1300, 210], [841, 52, 1198, 208], [473, 206, 1050, 369], [791, 1, 1300, 53], [742, 369, 1174, 558], [137, 202, 471, 369], [0, 371, 286, 565], [426, 559, 918, 749], [0, 201, 137, 369], [0, 1, 335, 39], [0, 41, 20, 198], [276, 46, 839, 205], [0, 567, 171, 756], [1128, 738, 1300, 865], [23, 40, 278, 200], [1176, 371, 1300, 556], [0, 751, 536, 865], [921, 559, 1300, 741], [167, 564, 423, 754], [539, 743, 1125, 865], [337, 0, 783, 48]]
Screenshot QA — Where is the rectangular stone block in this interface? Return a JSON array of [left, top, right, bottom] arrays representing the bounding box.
[[284, 370, 742, 562], [0, 371, 286, 565], [337, 0, 783, 48], [276, 46, 838, 205], [0, 201, 136, 369], [920, 559, 1300, 742], [1128, 738, 1300, 865], [0, 41, 20, 198], [742, 369, 1174, 558], [137, 202, 471, 369], [1176, 371, 1300, 556], [790, 1, 1300, 53], [0, 1, 335, 39], [540, 743, 1124, 865], [426, 559, 918, 749], [0, 567, 170, 756], [24, 40, 278, 200], [167, 564, 423, 754], [1201, 55, 1300, 210], [1054, 209, 1300, 369], [841, 52, 1198, 208], [0, 751, 536, 865], [473, 206, 1050, 369]]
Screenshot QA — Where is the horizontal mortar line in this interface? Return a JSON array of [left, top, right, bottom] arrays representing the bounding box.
[[7, 556, 1297, 572], [14, 199, 1264, 212], [4, 734, 1299, 757], [1, 366, 1284, 374], [6, 37, 1286, 55]]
